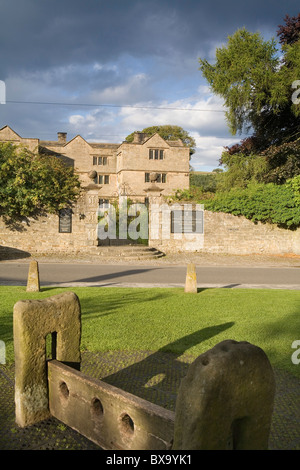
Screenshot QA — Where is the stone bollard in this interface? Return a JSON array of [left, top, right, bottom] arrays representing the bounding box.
[[184, 263, 197, 293], [173, 340, 276, 450], [26, 259, 40, 292]]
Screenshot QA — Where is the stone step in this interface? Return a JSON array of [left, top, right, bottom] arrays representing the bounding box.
[[87, 245, 165, 259], [96, 246, 157, 253]]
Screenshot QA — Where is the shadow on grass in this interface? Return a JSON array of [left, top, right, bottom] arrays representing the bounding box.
[[42, 287, 182, 319], [39, 287, 211, 319], [98, 322, 234, 409], [84, 292, 175, 318]]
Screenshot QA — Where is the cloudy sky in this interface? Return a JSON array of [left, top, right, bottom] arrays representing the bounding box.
[[0, 0, 298, 171]]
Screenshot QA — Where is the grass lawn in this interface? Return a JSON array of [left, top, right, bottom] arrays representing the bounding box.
[[1, 286, 300, 378]]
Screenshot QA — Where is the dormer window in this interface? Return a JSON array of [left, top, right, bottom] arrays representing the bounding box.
[[149, 149, 164, 160]]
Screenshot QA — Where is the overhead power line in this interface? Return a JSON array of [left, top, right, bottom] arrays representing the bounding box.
[[6, 100, 225, 113]]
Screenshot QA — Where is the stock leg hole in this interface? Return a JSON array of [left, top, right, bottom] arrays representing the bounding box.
[[59, 381, 69, 400], [91, 397, 104, 417], [120, 413, 134, 436]]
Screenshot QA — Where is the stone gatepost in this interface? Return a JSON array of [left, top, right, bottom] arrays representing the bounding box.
[[184, 263, 197, 293], [13, 292, 81, 427], [26, 260, 40, 292], [173, 340, 276, 450]]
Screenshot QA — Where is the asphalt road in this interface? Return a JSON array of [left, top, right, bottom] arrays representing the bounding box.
[[0, 262, 299, 289]]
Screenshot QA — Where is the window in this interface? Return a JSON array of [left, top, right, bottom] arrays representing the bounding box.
[[93, 156, 108, 165], [149, 149, 164, 160], [145, 173, 166, 183], [98, 174, 110, 184], [156, 173, 166, 183]]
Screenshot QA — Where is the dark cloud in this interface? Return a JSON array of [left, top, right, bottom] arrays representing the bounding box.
[[1, 0, 298, 76], [1, 0, 299, 169]]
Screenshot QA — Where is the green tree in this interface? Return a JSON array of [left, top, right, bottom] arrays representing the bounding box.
[[0, 142, 81, 223], [199, 28, 280, 139], [199, 17, 300, 183], [217, 152, 269, 191], [203, 180, 300, 229], [126, 125, 196, 155], [189, 172, 218, 192]]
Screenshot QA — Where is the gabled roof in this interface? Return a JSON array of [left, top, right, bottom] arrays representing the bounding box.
[[64, 134, 90, 147], [120, 132, 176, 148], [143, 133, 184, 148], [142, 133, 167, 146], [121, 132, 184, 148], [0, 125, 23, 140]]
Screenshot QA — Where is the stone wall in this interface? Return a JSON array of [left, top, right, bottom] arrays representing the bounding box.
[[0, 191, 100, 254], [1, 198, 300, 255], [202, 211, 300, 255], [149, 205, 300, 255]]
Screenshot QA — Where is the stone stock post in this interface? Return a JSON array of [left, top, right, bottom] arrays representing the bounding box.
[[13, 292, 81, 427], [173, 340, 276, 450]]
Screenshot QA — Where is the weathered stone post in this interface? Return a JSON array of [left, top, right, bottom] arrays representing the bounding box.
[[26, 259, 40, 292], [173, 340, 276, 450], [13, 292, 81, 427], [184, 263, 197, 293]]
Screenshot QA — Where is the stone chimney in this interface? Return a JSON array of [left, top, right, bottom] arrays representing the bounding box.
[[133, 132, 148, 144], [57, 132, 67, 144]]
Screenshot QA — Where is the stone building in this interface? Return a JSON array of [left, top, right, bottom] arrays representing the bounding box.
[[0, 125, 39, 153], [0, 125, 190, 253], [1, 125, 299, 256], [0, 125, 190, 202]]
